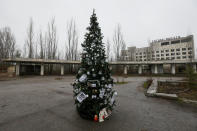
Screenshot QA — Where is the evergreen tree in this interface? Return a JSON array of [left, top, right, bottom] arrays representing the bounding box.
[[73, 10, 117, 122]]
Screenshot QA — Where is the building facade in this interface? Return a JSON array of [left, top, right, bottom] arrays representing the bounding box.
[[120, 35, 195, 61]]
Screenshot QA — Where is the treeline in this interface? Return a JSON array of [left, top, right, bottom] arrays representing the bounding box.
[[0, 18, 126, 61]]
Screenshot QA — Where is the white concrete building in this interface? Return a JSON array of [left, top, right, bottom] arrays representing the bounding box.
[[120, 35, 195, 61]]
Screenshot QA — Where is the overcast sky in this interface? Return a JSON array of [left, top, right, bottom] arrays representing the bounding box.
[[0, 0, 197, 52]]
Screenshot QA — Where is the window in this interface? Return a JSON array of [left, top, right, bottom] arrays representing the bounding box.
[[165, 50, 169, 52], [171, 53, 175, 55], [140, 52, 142, 55], [171, 40, 180, 44], [156, 51, 159, 53], [166, 57, 170, 60], [157, 54, 160, 57], [177, 56, 181, 59], [176, 48, 180, 51], [182, 52, 186, 55], [188, 51, 192, 54], [161, 54, 164, 56], [182, 48, 186, 51], [176, 52, 180, 55], [171, 57, 175, 60], [166, 54, 169, 56], [188, 47, 192, 50], [136, 53, 138, 55], [182, 56, 186, 59], [161, 58, 164, 60], [171, 49, 174, 52], [161, 42, 170, 46], [161, 50, 164, 53]]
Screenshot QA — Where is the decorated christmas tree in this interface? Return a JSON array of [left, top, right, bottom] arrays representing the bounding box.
[[73, 10, 117, 122]]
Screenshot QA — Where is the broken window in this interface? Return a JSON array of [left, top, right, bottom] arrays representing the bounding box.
[[171, 40, 180, 44], [161, 42, 169, 46], [176, 48, 180, 51]]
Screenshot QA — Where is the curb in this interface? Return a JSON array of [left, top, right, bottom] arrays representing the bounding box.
[[154, 93, 178, 100], [146, 79, 197, 104], [180, 98, 197, 104], [146, 79, 179, 100]]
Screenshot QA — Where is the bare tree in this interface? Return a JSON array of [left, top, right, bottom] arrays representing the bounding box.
[[34, 41, 38, 58], [46, 18, 58, 59], [25, 18, 34, 58], [65, 19, 78, 61], [113, 24, 126, 61], [14, 48, 22, 58], [0, 27, 16, 59], [38, 31, 45, 59], [57, 50, 62, 60]]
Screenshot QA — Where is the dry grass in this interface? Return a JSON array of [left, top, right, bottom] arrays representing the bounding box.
[[158, 81, 197, 101], [143, 79, 153, 89], [55, 77, 64, 80]]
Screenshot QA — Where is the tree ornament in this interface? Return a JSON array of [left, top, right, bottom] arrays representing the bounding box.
[[98, 70, 102, 75], [94, 89, 98, 93], [99, 88, 105, 98], [87, 71, 90, 75], [91, 83, 96, 88], [93, 73, 96, 77], [110, 91, 117, 105], [99, 108, 109, 122], [108, 84, 112, 88], [101, 77, 105, 81], [92, 95, 97, 99], [74, 88, 80, 94], [77, 92, 88, 103], [79, 74, 87, 82], [94, 115, 98, 122], [88, 61, 92, 65], [78, 70, 82, 74]]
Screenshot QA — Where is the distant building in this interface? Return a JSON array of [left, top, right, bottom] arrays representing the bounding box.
[[120, 35, 195, 61]]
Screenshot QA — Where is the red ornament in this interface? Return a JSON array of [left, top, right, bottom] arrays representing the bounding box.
[[102, 115, 105, 119], [94, 115, 98, 122]]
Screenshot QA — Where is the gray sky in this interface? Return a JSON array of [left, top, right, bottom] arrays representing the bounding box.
[[0, 0, 197, 52]]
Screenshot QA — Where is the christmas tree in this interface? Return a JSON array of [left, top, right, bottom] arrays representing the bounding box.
[[73, 10, 117, 122]]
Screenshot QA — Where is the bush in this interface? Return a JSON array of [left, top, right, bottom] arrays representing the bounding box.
[[185, 64, 197, 89], [143, 79, 152, 89]]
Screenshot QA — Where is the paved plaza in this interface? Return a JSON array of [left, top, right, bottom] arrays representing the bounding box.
[[0, 76, 196, 131]]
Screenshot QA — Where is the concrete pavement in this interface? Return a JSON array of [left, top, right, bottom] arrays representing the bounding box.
[[0, 76, 196, 131]]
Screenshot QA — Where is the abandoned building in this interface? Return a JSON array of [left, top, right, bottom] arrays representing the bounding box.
[[120, 35, 194, 61]]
